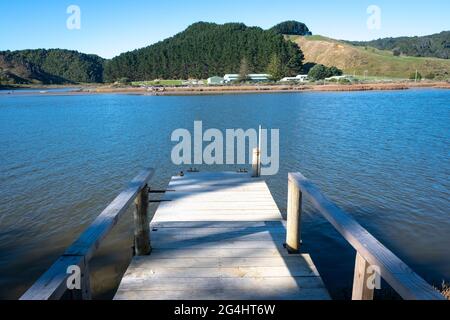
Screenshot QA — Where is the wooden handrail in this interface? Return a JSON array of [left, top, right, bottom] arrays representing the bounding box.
[[287, 172, 445, 300], [20, 168, 155, 300]]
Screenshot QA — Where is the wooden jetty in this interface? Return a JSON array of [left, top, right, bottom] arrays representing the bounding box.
[[21, 158, 445, 300], [115, 172, 330, 300]]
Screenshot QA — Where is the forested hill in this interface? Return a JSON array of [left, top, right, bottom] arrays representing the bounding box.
[[104, 22, 304, 81], [348, 31, 450, 59], [270, 21, 312, 36], [0, 49, 104, 84]]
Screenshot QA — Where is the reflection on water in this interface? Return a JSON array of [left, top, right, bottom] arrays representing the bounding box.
[[0, 89, 449, 299]]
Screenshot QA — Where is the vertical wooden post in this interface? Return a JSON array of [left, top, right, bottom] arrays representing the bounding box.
[[352, 252, 375, 300], [69, 258, 91, 300], [80, 260, 92, 300], [252, 148, 261, 177], [286, 178, 302, 253], [134, 185, 151, 256]]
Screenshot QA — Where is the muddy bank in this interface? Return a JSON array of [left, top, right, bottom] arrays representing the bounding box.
[[2, 82, 449, 97]]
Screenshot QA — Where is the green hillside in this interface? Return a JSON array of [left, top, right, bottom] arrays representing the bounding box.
[[290, 35, 450, 80], [0, 49, 105, 84], [348, 31, 450, 59]]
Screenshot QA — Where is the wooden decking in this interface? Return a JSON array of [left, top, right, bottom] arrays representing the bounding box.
[[114, 172, 330, 300], [21, 168, 445, 300]]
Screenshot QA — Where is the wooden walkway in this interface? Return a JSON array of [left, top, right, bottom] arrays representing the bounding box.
[[21, 168, 444, 300], [114, 172, 330, 300]]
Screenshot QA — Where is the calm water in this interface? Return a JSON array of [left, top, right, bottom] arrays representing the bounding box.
[[0, 87, 80, 95], [0, 89, 449, 299]]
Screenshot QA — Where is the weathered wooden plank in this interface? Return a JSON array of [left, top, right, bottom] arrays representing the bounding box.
[[20, 255, 84, 300], [151, 233, 285, 243], [168, 179, 265, 186], [167, 183, 269, 189], [129, 256, 319, 270], [148, 248, 293, 258], [152, 214, 282, 222], [170, 172, 251, 179], [115, 287, 331, 300], [21, 168, 155, 300], [289, 172, 445, 300], [152, 240, 286, 250], [157, 202, 280, 210], [352, 252, 375, 300], [122, 266, 318, 278], [65, 169, 155, 259], [165, 187, 270, 193], [150, 228, 286, 235], [151, 221, 284, 228], [159, 195, 275, 201], [158, 206, 280, 215], [169, 176, 256, 184], [117, 276, 327, 291]]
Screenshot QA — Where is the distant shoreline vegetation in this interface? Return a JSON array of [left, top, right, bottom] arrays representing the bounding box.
[[348, 31, 450, 59], [1, 21, 449, 86]]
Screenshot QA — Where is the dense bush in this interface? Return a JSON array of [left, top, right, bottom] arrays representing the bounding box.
[[269, 21, 312, 36], [104, 22, 304, 82], [0, 49, 105, 83], [308, 64, 343, 80], [350, 31, 450, 59], [409, 72, 423, 80]]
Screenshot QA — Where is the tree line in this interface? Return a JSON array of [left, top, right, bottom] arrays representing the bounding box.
[[103, 22, 305, 82], [349, 31, 450, 59]]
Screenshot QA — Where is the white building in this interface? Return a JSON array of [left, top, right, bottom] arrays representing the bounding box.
[[324, 75, 347, 81], [280, 75, 309, 83], [223, 74, 240, 83], [223, 74, 271, 83], [248, 74, 271, 82], [207, 76, 224, 85]]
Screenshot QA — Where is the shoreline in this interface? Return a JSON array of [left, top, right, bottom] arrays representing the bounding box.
[[1, 81, 449, 97]]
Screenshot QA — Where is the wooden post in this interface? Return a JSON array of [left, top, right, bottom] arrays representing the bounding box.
[[133, 185, 151, 255], [286, 178, 302, 253], [79, 261, 92, 300], [68, 257, 92, 300], [252, 148, 261, 177], [352, 252, 375, 300]]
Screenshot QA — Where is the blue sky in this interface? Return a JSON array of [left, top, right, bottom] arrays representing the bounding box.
[[0, 0, 449, 58]]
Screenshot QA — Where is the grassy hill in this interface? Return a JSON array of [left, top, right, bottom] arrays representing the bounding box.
[[289, 35, 450, 80]]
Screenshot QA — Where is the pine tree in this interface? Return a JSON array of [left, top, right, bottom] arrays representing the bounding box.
[[266, 54, 285, 81], [239, 57, 251, 82]]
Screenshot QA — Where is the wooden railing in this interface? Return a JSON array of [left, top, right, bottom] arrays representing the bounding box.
[[20, 168, 155, 300], [286, 172, 445, 300]]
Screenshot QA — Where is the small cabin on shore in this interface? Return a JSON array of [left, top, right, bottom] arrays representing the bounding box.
[[207, 76, 224, 85]]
